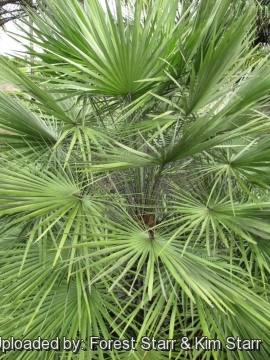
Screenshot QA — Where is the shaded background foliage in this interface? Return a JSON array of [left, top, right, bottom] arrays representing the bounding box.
[[0, 0, 35, 26]]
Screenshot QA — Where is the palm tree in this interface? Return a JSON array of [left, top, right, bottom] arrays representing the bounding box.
[[0, 0, 269, 359], [0, 0, 36, 26]]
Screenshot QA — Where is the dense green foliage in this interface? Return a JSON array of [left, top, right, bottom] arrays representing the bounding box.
[[0, 0, 270, 359]]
